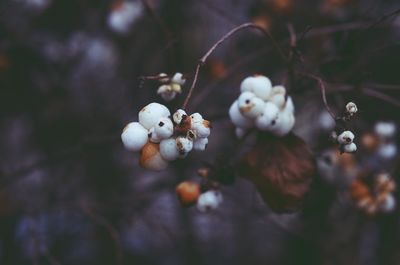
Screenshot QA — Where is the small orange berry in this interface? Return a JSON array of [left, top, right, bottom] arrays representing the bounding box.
[[176, 181, 201, 207]]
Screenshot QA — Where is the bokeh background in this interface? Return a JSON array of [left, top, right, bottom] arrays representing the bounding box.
[[0, 0, 400, 264]]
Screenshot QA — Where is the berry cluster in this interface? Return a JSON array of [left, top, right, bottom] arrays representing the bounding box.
[[374, 121, 397, 159], [157, 73, 186, 102], [350, 173, 396, 215], [332, 102, 358, 154], [229, 75, 295, 138], [121, 103, 211, 171], [175, 181, 223, 212]]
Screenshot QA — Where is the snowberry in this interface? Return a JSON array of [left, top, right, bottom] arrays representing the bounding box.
[[269, 111, 295, 136], [377, 143, 397, 159], [191, 113, 211, 138], [173, 109, 187, 125], [159, 138, 180, 161], [139, 142, 168, 171], [240, 75, 272, 100], [337, 130, 355, 145], [193, 137, 208, 151], [255, 102, 279, 131], [121, 122, 148, 151], [284, 96, 295, 114], [139, 102, 171, 130], [148, 127, 161, 143], [176, 181, 201, 207], [342, 142, 357, 153], [196, 190, 223, 212], [108, 1, 143, 35], [346, 102, 358, 115], [229, 100, 254, 129], [154, 117, 174, 139], [237, 92, 265, 118], [375, 121, 396, 139], [157, 85, 178, 102], [380, 194, 396, 213], [176, 136, 193, 155], [171, 72, 186, 85], [268, 85, 286, 109]]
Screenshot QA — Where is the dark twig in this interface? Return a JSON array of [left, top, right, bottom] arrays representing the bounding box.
[[181, 23, 287, 110]]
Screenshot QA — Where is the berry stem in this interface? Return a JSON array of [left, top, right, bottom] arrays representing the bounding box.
[[182, 23, 287, 110]]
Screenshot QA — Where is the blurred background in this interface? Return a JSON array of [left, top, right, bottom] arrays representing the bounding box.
[[0, 0, 400, 264]]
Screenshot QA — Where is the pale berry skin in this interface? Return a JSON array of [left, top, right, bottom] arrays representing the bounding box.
[[197, 190, 223, 212], [269, 111, 295, 136], [337, 130, 355, 145], [284, 96, 295, 114], [240, 75, 272, 100], [157, 85, 177, 102], [268, 86, 286, 109], [229, 100, 254, 129], [176, 136, 193, 155], [238, 93, 265, 119], [108, 1, 142, 35], [255, 102, 279, 131], [342, 142, 357, 153], [380, 195, 396, 213], [154, 117, 174, 139], [171, 72, 186, 85], [346, 102, 358, 115], [374, 121, 396, 139], [377, 143, 397, 159], [173, 109, 187, 124], [193, 137, 208, 151], [159, 138, 180, 161], [121, 122, 148, 151], [139, 102, 171, 130], [148, 127, 161, 143]]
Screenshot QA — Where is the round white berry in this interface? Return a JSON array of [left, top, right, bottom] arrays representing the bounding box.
[[284, 96, 295, 114], [380, 195, 396, 213], [158, 73, 169, 83], [342, 142, 357, 153], [176, 136, 193, 155], [193, 137, 208, 151], [377, 143, 397, 159], [121, 122, 148, 151], [171, 72, 186, 85], [346, 102, 358, 115], [268, 85, 286, 109], [173, 109, 187, 124], [337, 131, 355, 145], [108, 1, 143, 35], [255, 102, 279, 131], [159, 138, 180, 161], [229, 100, 254, 129], [375, 121, 396, 139], [154, 117, 174, 139], [191, 114, 211, 138], [269, 111, 295, 136], [139, 103, 171, 130], [196, 190, 223, 212], [238, 92, 265, 118], [240, 75, 272, 100], [157, 85, 177, 102], [148, 127, 161, 143]]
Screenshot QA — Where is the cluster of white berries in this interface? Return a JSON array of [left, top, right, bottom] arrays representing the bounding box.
[[336, 130, 357, 153], [108, 0, 143, 35], [229, 75, 295, 137], [196, 190, 223, 212], [157, 73, 186, 102], [374, 121, 397, 160], [351, 173, 396, 215], [121, 103, 211, 171]]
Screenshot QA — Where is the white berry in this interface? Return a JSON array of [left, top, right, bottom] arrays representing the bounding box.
[[377, 143, 397, 159], [337, 130, 355, 145], [139, 102, 171, 130], [346, 102, 358, 115], [121, 122, 148, 151], [176, 136, 193, 155], [238, 92, 265, 118], [229, 100, 254, 129], [154, 117, 174, 139], [193, 137, 208, 151], [342, 142, 357, 153], [148, 127, 161, 143], [171, 72, 186, 85], [375, 121, 396, 139], [255, 102, 279, 131], [240, 75, 272, 100], [157, 84, 177, 102], [269, 111, 295, 136], [173, 109, 187, 125], [159, 138, 180, 161], [268, 85, 286, 109], [196, 190, 223, 212]]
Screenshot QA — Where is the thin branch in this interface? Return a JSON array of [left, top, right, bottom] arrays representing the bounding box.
[[297, 72, 336, 119], [181, 22, 287, 110], [364, 88, 400, 108]]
